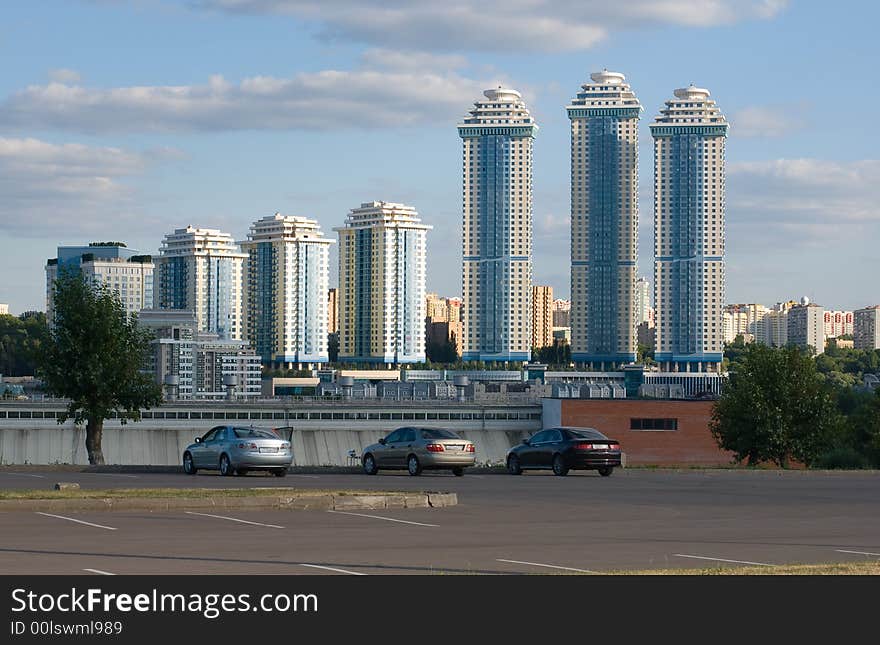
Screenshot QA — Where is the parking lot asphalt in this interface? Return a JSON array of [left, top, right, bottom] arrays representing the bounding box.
[[1, 468, 879, 575]]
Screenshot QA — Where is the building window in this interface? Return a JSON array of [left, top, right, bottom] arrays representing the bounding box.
[[630, 418, 678, 431]]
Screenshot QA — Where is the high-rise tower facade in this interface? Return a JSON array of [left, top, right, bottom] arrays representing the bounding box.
[[154, 226, 246, 340], [567, 70, 641, 368], [650, 86, 729, 372], [458, 88, 538, 363], [335, 201, 430, 365], [240, 213, 333, 369]]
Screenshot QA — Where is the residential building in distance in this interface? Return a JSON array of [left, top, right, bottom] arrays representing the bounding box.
[[459, 87, 538, 363], [46, 242, 153, 324], [636, 277, 651, 326], [854, 305, 880, 350], [531, 285, 554, 349], [0, 304, 8, 315], [425, 293, 464, 357], [336, 201, 430, 365], [823, 310, 853, 339], [552, 299, 571, 328], [327, 288, 339, 335], [787, 300, 825, 355], [568, 70, 642, 368], [723, 303, 771, 344], [139, 309, 261, 399], [650, 85, 729, 372], [153, 226, 246, 340], [240, 213, 333, 369]]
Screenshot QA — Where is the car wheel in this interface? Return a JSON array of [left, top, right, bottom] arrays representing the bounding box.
[[363, 454, 378, 475], [451, 467, 464, 477], [598, 466, 614, 477], [407, 454, 422, 476], [552, 454, 569, 476], [507, 455, 523, 475], [273, 468, 287, 477], [219, 453, 234, 477], [183, 452, 197, 475]]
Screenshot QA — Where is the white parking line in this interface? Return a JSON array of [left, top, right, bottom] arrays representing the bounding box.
[[328, 510, 438, 527], [0, 472, 46, 478], [836, 549, 880, 557], [497, 559, 597, 574], [674, 554, 773, 567], [83, 569, 115, 576], [184, 511, 284, 529], [288, 475, 320, 479], [298, 564, 367, 576], [36, 512, 117, 531]]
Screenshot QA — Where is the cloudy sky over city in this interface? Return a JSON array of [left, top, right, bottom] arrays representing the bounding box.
[[1, 1, 877, 314]]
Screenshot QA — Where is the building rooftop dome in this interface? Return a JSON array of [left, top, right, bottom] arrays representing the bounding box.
[[590, 69, 626, 84]]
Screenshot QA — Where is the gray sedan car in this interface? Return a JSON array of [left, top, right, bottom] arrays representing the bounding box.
[[362, 427, 476, 476], [183, 425, 292, 477]]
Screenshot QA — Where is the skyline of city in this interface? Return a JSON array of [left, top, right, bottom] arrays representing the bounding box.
[[2, 2, 879, 316]]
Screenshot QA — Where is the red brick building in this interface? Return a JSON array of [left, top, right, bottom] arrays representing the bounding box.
[[542, 398, 733, 466]]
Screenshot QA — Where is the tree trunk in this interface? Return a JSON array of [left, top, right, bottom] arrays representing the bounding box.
[[86, 417, 105, 465]]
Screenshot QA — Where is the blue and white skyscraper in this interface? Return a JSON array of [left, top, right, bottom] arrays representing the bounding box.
[[650, 86, 729, 372], [45, 242, 154, 324], [153, 226, 247, 340], [458, 88, 538, 363], [567, 70, 642, 368], [335, 202, 430, 365], [240, 213, 333, 369]]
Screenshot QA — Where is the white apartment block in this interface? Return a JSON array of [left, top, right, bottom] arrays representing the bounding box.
[[568, 71, 641, 368], [787, 303, 825, 355], [0, 304, 9, 315], [153, 226, 247, 340], [459, 87, 537, 363], [723, 303, 770, 343], [335, 202, 430, 365], [824, 310, 853, 338], [240, 213, 333, 369], [46, 244, 153, 325], [853, 305, 880, 350], [650, 85, 728, 373]]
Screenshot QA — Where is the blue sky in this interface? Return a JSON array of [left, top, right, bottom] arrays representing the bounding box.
[[1, 0, 878, 314]]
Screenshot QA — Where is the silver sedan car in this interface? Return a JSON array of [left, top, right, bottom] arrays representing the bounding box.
[[362, 427, 476, 476], [183, 425, 293, 477]]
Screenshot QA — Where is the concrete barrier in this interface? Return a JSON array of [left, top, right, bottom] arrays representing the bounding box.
[[0, 403, 541, 467]]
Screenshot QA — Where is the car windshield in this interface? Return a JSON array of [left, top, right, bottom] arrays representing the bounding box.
[[420, 428, 461, 439], [233, 428, 280, 439], [567, 428, 609, 440]]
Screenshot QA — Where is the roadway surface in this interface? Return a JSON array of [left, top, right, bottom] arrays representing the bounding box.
[[1, 468, 879, 575]]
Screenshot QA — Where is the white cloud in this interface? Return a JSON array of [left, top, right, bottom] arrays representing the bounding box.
[[198, 0, 788, 52], [0, 137, 154, 236], [48, 68, 81, 83], [728, 158, 880, 227], [0, 68, 492, 133], [360, 48, 469, 72], [731, 105, 806, 138]]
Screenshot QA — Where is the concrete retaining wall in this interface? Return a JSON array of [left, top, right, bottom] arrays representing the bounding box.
[[0, 408, 540, 467]]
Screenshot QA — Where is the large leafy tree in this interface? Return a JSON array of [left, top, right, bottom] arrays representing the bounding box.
[[38, 272, 162, 464], [710, 344, 841, 467]]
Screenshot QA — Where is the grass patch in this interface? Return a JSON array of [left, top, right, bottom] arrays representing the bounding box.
[[0, 488, 400, 500]]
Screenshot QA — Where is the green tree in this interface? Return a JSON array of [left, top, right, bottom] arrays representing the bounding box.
[[38, 272, 162, 464], [0, 311, 49, 376], [710, 344, 841, 467]]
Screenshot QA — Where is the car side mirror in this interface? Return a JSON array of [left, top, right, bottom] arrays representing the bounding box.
[[195, 437, 202, 443], [378, 438, 386, 445], [521, 439, 530, 445]]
